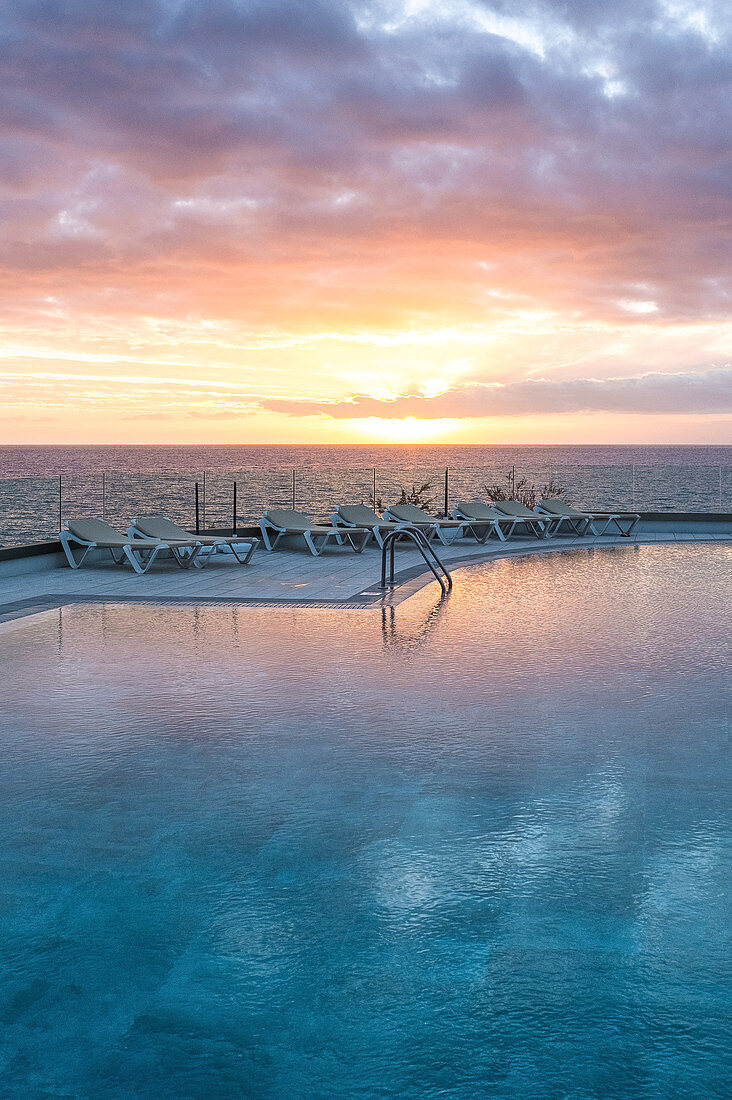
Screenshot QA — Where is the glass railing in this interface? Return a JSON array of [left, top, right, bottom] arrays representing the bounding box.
[[0, 463, 729, 549], [102, 472, 202, 532], [0, 476, 61, 548]]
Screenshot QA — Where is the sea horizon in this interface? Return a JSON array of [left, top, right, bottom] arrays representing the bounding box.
[[1, 442, 730, 480]]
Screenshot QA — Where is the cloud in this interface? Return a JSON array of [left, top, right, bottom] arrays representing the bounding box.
[[0, 0, 729, 323], [261, 366, 732, 418]]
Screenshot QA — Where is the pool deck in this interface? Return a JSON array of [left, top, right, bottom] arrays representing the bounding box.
[[1, 517, 730, 625]]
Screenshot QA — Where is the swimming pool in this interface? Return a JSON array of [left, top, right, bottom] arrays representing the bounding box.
[[0, 544, 729, 1098]]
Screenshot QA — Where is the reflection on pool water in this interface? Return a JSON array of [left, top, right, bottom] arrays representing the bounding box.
[[0, 545, 730, 1098]]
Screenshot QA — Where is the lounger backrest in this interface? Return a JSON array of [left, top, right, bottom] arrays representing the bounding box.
[[537, 499, 583, 517], [490, 499, 535, 518], [455, 500, 495, 520], [265, 508, 313, 531], [337, 504, 381, 525], [66, 517, 123, 542], [134, 515, 189, 539], [387, 503, 430, 522]]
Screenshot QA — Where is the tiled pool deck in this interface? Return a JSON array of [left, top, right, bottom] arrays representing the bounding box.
[[1, 519, 730, 625]]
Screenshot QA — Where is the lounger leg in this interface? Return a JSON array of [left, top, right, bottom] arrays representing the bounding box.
[[259, 523, 283, 551], [612, 515, 638, 537], [169, 544, 203, 569], [192, 547, 213, 569], [60, 532, 93, 569], [304, 531, 322, 556], [590, 516, 611, 536], [434, 524, 462, 545], [124, 545, 150, 574], [345, 529, 369, 553], [229, 541, 256, 564]]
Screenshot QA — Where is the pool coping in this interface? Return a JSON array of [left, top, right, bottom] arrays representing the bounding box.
[[1, 532, 729, 627]]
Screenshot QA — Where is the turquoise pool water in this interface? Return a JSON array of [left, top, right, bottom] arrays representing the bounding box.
[[0, 545, 729, 1098]]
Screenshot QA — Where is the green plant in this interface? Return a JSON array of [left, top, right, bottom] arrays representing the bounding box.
[[397, 481, 435, 513], [483, 473, 565, 508]]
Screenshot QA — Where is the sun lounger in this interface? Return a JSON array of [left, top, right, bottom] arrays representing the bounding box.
[[259, 508, 370, 556], [330, 504, 409, 548], [488, 500, 558, 538], [60, 517, 203, 574], [129, 515, 258, 566], [535, 499, 640, 537], [382, 503, 468, 545], [451, 501, 520, 542]]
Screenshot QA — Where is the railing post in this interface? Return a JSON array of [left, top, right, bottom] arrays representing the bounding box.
[[102, 472, 106, 520], [443, 467, 449, 517], [720, 465, 723, 512], [632, 464, 636, 511], [233, 481, 237, 535], [58, 475, 62, 533], [291, 469, 296, 510], [202, 471, 206, 531], [194, 482, 200, 534], [373, 468, 377, 510]]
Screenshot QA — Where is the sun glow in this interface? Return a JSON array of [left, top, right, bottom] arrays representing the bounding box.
[[356, 416, 459, 443]]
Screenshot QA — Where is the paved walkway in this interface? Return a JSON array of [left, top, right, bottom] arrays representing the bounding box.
[[1, 521, 730, 626]]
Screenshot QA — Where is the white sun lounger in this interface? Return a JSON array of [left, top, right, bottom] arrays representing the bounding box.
[[259, 508, 370, 556], [534, 499, 640, 537], [451, 501, 520, 541], [487, 500, 559, 538], [382, 503, 468, 545], [129, 515, 258, 566], [330, 504, 409, 548], [60, 517, 203, 574]]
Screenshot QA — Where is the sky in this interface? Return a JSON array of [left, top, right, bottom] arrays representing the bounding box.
[[1, 0, 731, 445]]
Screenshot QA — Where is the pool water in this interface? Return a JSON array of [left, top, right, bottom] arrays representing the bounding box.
[[0, 545, 730, 1098]]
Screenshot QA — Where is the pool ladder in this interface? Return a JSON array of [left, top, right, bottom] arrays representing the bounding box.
[[379, 526, 453, 596]]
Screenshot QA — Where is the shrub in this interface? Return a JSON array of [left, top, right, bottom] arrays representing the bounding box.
[[483, 473, 565, 508], [397, 481, 435, 513]]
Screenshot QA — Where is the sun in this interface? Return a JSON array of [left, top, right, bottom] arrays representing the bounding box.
[[356, 416, 458, 443]]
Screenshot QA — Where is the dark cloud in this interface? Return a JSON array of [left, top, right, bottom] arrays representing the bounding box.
[[0, 0, 730, 320], [261, 367, 732, 418]]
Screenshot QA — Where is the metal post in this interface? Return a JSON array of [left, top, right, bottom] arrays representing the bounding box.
[[58, 475, 62, 533], [632, 464, 636, 511], [720, 465, 723, 512], [443, 467, 449, 517], [202, 470, 206, 531], [102, 472, 106, 520], [291, 469, 296, 510], [373, 468, 377, 510], [511, 464, 516, 497], [232, 481, 237, 535], [194, 482, 200, 534]]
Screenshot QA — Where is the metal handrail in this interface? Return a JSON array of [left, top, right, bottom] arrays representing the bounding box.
[[379, 526, 453, 595]]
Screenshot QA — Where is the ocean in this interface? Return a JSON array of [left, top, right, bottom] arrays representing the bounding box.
[[0, 444, 730, 548]]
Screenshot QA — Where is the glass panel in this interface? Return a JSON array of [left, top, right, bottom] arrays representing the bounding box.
[[206, 469, 296, 529], [60, 475, 104, 529], [375, 466, 445, 515], [294, 468, 375, 523], [632, 464, 727, 512], [448, 465, 509, 509], [104, 472, 202, 532], [721, 465, 732, 512], [552, 465, 634, 512], [0, 477, 60, 548]]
